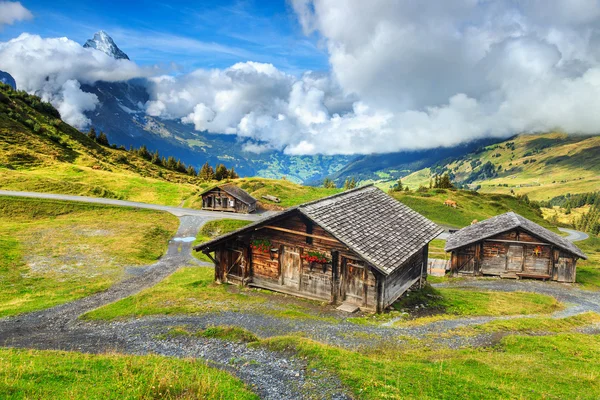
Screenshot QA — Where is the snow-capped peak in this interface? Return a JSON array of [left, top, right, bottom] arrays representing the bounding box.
[[83, 30, 130, 60]]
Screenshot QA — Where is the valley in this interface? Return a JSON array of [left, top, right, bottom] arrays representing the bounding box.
[[1, 14, 600, 399]]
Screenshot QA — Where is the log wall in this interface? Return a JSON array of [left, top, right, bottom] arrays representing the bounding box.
[[450, 228, 578, 282]]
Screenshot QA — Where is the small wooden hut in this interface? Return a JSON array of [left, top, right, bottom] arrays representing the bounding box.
[[201, 184, 257, 214], [445, 212, 586, 282], [195, 185, 442, 312]]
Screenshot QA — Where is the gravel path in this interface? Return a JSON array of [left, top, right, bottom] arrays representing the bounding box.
[[558, 227, 590, 242], [0, 213, 351, 400], [0, 191, 596, 398], [0, 190, 271, 220]]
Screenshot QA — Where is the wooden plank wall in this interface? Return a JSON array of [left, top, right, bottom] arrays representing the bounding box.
[[383, 249, 424, 307]]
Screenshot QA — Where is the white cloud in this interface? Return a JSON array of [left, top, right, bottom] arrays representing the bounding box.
[[4, 1, 600, 153], [0, 1, 32, 27], [0, 33, 147, 128]]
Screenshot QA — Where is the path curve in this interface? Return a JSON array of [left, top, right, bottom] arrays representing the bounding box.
[[558, 227, 590, 242], [0, 190, 269, 220], [0, 193, 349, 399]]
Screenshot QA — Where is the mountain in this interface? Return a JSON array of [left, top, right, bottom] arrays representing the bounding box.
[[0, 70, 16, 90], [0, 81, 202, 203], [0, 82, 339, 208], [400, 132, 600, 201], [83, 31, 130, 60], [81, 79, 351, 184], [316, 138, 502, 187]]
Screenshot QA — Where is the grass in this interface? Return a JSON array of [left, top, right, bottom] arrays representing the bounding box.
[[0, 347, 257, 399], [260, 333, 600, 399], [575, 235, 600, 289], [401, 286, 564, 317], [81, 267, 331, 321], [428, 238, 447, 260], [0, 197, 178, 317], [391, 188, 552, 229], [160, 325, 259, 343], [447, 312, 600, 336], [233, 177, 340, 208], [349, 285, 563, 326], [192, 219, 253, 263]]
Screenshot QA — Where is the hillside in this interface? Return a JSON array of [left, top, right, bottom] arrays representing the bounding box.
[[316, 137, 500, 187], [399, 133, 600, 201], [0, 83, 206, 206], [0, 83, 339, 208], [390, 188, 551, 230], [81, 80, 351, 183]]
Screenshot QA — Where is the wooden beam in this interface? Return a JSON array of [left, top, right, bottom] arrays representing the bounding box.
[[203, 251, 217, 265], [258, 225, 339, 243], [485, 239, 550, 246]]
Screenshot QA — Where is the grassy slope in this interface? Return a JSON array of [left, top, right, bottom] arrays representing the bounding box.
[[0, 84, 206, 206], [0, 348, 256, 400], [390, 188, 551, 229], [0, 197, 178, 316], [192, 219, 253, 263], [261, 333, 600, 399], [82, 267, 336, 322], [574, 236, 600, 289], [84, 265, 562, 324], [402, 133, 600, 201]]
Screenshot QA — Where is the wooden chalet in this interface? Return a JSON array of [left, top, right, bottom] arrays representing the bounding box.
[[445, 212, 587, 282], [201, 184, 257, 214], [194, 185, 442, 312]]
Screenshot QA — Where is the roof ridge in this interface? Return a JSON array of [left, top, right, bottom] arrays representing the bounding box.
[[299, 184, 375, 208]]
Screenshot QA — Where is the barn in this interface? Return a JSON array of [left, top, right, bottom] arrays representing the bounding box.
[[445, 212, 587, 282], [194, 185, 442, 312], [201, 184, 257, 214]]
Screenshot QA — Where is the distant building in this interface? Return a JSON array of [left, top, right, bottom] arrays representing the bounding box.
[[201, 184, 257, 214], [445, 212, 586, 282], [195, 185, 442, 312]]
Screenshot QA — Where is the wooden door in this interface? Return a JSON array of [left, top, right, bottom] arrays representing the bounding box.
[[506, 245, 524, 272], [557, 257, 575, 282], [281, 246, 301, 288], [344, 260, 365, 306]]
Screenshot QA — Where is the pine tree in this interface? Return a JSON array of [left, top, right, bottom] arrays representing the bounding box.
[[215, 164, 229, 181], [151, 150, 161, 165], [343, 178, 357, 190], [166, 156, 177, 170], [394, 179, 403, 192], [138, 145, 151, 160], [96, 132, 109, 146], [229, 167, 239, 179], [199, 162, 215, 181], [186, 165, 197, 176], [87, 127, 97, 141], [323, 178, 336, 189]]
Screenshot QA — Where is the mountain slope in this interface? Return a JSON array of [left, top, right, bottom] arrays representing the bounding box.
[[0, 82, 203, 206], [83, 31, 130, 60], [401, 133, 600, 201], [0, 83, 338, 208], [317, 137, 503, 188], [82, 79, 352, 183]]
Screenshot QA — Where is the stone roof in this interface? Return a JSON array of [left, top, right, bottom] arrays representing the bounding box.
[[196, 185, 443, 275], [445, 212, 587, 259], [202, 184, 256, 205]]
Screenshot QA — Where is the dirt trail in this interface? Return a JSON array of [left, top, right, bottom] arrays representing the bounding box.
[[0, 214, 350, 400]]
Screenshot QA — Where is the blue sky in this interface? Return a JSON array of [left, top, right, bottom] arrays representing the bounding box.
[[0, 0, 328, 74]]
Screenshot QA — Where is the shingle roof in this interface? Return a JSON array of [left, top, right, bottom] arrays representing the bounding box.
[[195, 185, 443, 275], [202, 184, 256, 205], [444, 212, 587, 259]]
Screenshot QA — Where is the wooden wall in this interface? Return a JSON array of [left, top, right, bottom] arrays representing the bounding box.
[[450, 228, 578, 282], [383, 247, 425, 308], [209, 210, 432, 311], [201, 188, 255, 213]]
